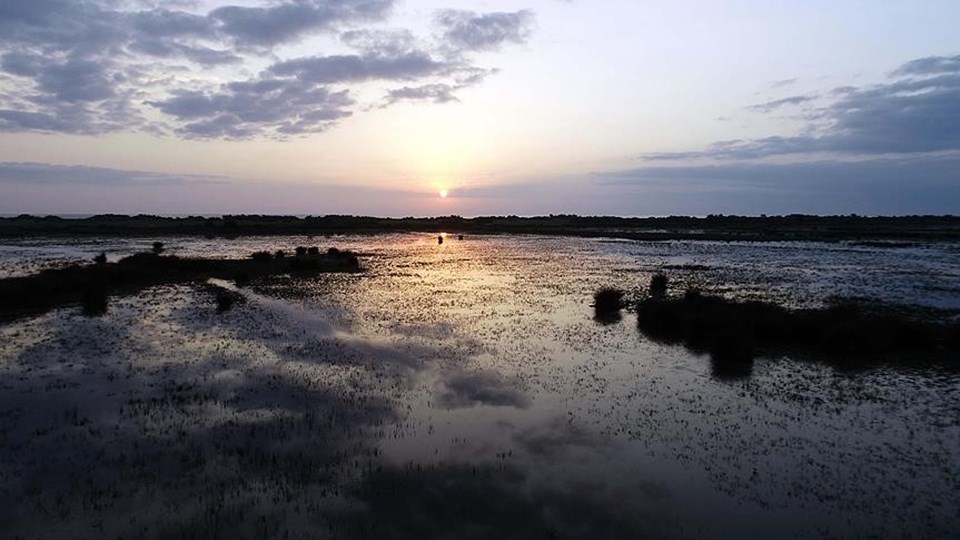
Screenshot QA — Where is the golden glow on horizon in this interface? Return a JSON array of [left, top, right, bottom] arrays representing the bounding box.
[[439, 189, 449, 198]]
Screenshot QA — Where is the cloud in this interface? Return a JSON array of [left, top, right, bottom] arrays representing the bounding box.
[[770, 78, 797, 88], [151, 79, 355, 138], [209, 0, 393, 47], [384, 84, 460, 105], [0, 1, 533, 138], [891, 53, 960, 77], [435, 9, 535, 52], [746, 94, 817, 113], [596, 154, 960, 214], [340, 28, 417, 57], [0, 161, 225, 185], [602, 154, 960, 188], [644, 54, 960, 161], [269, 51, 447, 84]]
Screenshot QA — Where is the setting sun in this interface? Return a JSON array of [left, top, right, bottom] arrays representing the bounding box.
[[439, 189, 449, 199]]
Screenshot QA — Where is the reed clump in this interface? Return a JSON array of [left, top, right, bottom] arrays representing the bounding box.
[[0, 246, 363, 322], [635, 282, 958, 368]]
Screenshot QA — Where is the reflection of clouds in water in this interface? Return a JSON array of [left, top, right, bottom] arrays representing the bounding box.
[[512, 417, 604, 457], [212, 277, 429, 371], [346, 462, 674, 540], [436, 370, 530, 409], [0, 284, 426, 538], [3, 234, 960, 538], [211, 278, 338, 335]]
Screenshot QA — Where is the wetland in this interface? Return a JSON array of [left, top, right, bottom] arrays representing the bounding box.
[[1, 233, 958, 539]]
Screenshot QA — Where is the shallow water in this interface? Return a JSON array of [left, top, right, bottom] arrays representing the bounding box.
[[1, 234, 958, 539]]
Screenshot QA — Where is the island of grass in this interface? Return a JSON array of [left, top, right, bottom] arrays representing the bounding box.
[[636, 289, 959, 370], [595, 275, 959, 376], [0, 247, 361, 323]]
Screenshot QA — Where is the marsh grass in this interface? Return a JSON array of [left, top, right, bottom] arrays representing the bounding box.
[[0, 247, 362, 322], [81, 286, 108, 316], [214, 288, 243, 313], [649, 273, 668, 298], [635, 287, 959, 369]]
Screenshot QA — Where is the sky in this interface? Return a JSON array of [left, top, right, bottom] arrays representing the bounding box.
[[0, 0, 958, 216]]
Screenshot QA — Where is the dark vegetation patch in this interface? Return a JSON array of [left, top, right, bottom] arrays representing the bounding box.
[[212, 287, 244, 313], [0, 247, 362, 322], [635, 285, 959, 373], [649, 273, 668, 298], [2, 214, 959, 242], [593, 288, 625, 321], [80, 285, 108, 317]]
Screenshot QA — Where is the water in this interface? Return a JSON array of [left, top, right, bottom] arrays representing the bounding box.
[[1, 233, 958, 539]]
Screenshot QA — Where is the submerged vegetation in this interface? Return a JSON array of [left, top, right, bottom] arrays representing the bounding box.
[[0, 246, 361, 322]]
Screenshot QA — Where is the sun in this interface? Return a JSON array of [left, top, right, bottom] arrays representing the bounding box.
[[438, 189, 449, 199]]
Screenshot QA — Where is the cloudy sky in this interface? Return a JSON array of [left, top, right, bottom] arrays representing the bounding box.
[[0, 0, 958, 216]]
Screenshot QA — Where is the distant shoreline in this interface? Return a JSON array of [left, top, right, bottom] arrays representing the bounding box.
[[1, 214, 958, 242]]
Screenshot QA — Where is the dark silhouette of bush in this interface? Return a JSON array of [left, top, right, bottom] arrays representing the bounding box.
[[649, 273, 668, 298], [93, 252, 107, 265], [274, 250, 286, 259], [81, 286, 108, 316], [250, 251, 273, 262], [327, 247, 340, 256], [307, 246, 320, 256], [342, 252, 360, 269], [215, 289, 241, 313], [635, 299, 686, 344], [710, 348, 754, 379], [152, 242, 164, 255], [295, 246, 307, 256], [708, 332, 756, 365], [635, 289, 956, 371], [290, 257, 320, 271], [0, 248, 361, 322], [593, 288, 625, 325], [594, 287, 623, 312]]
